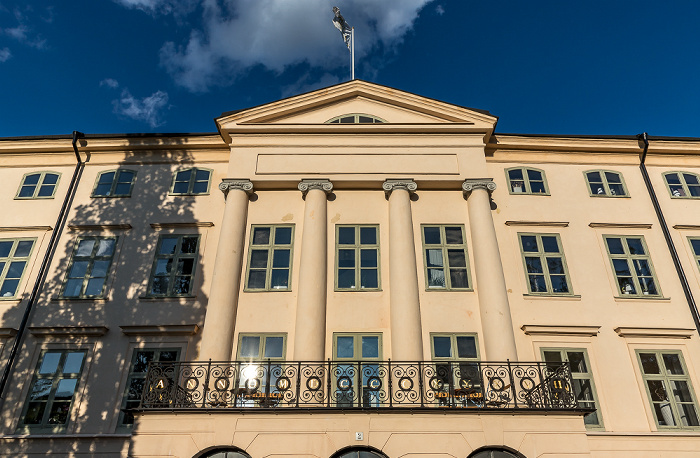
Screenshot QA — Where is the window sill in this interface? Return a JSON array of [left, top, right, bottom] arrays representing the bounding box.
[[613, 296, 670, 302], [50, 297, 109, 303], [6, 432, 133, 439], [168, 193, 211, 197], [589, 195, 631, 198], [508, 193, 551, 197], [243, 289, 292, 293], [334, 289, 383, 293], [138, 295, 197, 302], [425, 288, 474, 292], [90, 195, 132, 199], [522, 294, 581, 300], [587, 430, 700, 437], [13, 197, 56, 200], [0, 298, 22, 303]]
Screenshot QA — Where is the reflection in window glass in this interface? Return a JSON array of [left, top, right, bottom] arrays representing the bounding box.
[[170, 168, 211, 195], [149, 235, 200, 296], [61, 237, 117, 298], [585, 170, 628, 197], [0, 238, 35, 298], [518, 233, 571, 295], [604, 235, 659, 297], [506, 167, 548, 194], [92, 169, 136, 197], [245, 225, 294, 291], [17, 172, 60, 199], [336, 226, 380, 291], [422, 225, 471, 290]]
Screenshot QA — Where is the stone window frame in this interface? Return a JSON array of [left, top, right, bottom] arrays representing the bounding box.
[[635, 349, 700, 430], [518, 232, 574, 296], [0, 238, 35, 300], [146, 234, 200, 297], [17, 348, 88, 433], [504, 166, 550, 195], [236, 333, 287, 360], [15, 171, 61, 199], [243, 225, 294, 292], [663, 171, 700, 199], [540, 347, 604, 429], [60, 236, 118, 299], [169, 167, 212, 196], [118, 347, 181, 429], [91, 169, 137, 198], [603, 235, 662, 298], [325, 113, 387, 124], [583, 170, 629, 197], [421, 224, 473, 291], [334, 225, 382, 292]]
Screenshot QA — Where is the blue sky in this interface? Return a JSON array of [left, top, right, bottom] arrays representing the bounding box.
[[1, 0, 700, 137]]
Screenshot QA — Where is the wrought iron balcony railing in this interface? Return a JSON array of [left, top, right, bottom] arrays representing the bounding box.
[[139, 360, 583, 412]]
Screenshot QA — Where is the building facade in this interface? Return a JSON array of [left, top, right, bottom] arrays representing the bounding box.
[[1, 80, 700, 457]]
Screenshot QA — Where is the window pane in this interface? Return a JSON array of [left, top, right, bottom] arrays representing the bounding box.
[[175, 170, 192, 182], [118, 170, 135, 183], [264, 337, 284, 358], [96, 239, 115, 256], [640, 353, 660, 374], [154, 259, 172, 275], [272, 249, 290, 268], [247, 271, 266, 289], [550, 275, 569, 293], [98, 171, 115, 185], [691, 239, 700, 255], [456, 336, 477, 359], [608, 183, 625, 196], [84, 278, 106, 296], [338, 249, 355, 268], [18, 186, 35, 198], [529, 275, 547, 292], [63, 279, 83, 297], [626, 238, 645, 255], [94, 183, 112, 196], [606, 238, 624, 254], [662, 354, 684, 375], [240, 336, 260, 358], [192, 181, 208, 194], [541, 236, 559, 253], [270, 270, 289, 289], [181, 237, 198, 254], [338, 227, 355, 245], [0, 241, 12, 257], [172, 182, 189, 194], [665, 173, 681, 185], [521, 235, 538, 252], [444, 227, 463, 244], [275, 227, 292, 244], [605, 172, 621, 183], [69, 260, 89, 278], [63, 352, 84, 374], [427, 269, 445, 288], [586, 171, 602, 183], [249, 250, 268, 269], [337, 269, 355, 288], [449, 269, 468, 288], [159, 238, 178, 255], [76, 240, 95, 257], [43, 174, 59, 185], [7, 261, 26, 278], [423, 227, 441, 244], [433, 336, 452, 358], [525, 257, 543, 273], [114, 183, 131, 196], [23, 174, 40, 185], [336, 336, 354, 358], [0, 279, 19, 297], [360, 269, 378, 288], [447, 249, 466, 268], [195, 169, 210, 181], [566, 352, 587, 373], [546, 257, 564, 274], [360, 249, 377, 267], [37, 185, 54, 197], [360, 227, 376, 245], [508, 169, 524, 180], [362, 336, 379, 358], [39, 352, 61, 374], [543, 351, 563, 365], [133, 351, 155, 373], [530, 181, 546, 193], [425, 249, 443, 267]]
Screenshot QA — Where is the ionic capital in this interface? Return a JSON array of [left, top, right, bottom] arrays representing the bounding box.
[[462, 179, 496, 195], [219, 179, 254, 196], [298, 179, 333, 198], [383, 179, 418, 198]]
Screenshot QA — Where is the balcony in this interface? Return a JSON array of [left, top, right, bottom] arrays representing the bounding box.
[[138, 360, 586, 413]]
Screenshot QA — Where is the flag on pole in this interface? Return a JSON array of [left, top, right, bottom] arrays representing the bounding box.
[[332, 6, 352, 50]]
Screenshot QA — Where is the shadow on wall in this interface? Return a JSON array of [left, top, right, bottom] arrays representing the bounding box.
[[0, 134, 215, 456]]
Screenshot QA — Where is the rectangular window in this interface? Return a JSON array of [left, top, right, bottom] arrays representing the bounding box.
[[637, 350, 700, 428], [335, 225, 380, 291], [20, 349, 86, 430], [119, 348, 180, 427], [585, 170, 628, 197], [334, 333, 382, 407], [604, 235, 660, 297], [430, 334, 480, 406], [422, 225, 471, 290], [236, 334, 286, 360], [61, 237, 117, 298], [519, 233, 572, 295], [148, 235, 200, 296], [542, 348, 602, 427], [245, 225, 293, 291], [688, 238, 700, 272], [0, 238, 35, 299]]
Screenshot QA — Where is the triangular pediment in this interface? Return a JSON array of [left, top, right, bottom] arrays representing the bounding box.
[[215, 80, 497, 141]]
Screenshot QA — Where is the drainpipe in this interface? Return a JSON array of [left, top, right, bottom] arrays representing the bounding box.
[[637, 132, 700, 332], [0, 131, 85, 403]]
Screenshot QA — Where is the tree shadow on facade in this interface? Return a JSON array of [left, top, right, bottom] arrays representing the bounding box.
[[0, 133, 223, 457]]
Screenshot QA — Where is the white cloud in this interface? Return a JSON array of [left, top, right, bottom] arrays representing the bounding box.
[[112, 0, 198, 16], [100, 78, 120, 88], [435, 4, 444, 15], [0, 47, 11, 62], [153, 0, 435, 92], [112, 88, 170, 128], [2, 7, 48, 49]]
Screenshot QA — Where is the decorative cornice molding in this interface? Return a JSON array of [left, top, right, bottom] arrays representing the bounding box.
[[68, 224, 132, 231], [589, 222, 652, 229], [505, 221, 569, 227], [673, 225, 700, 230], [120, 324, 200, 336], [382, 179, 417, 197], [0, 226, 52, 232], [28, 326, 109, 337], [298, 179, 333, 197], [150, 222, 214, 230], [462, 179, 497, 194], [0, 327, 18, 338], [219, 179, 254, 196], [521, 325, 601, 337], [614, 327, 695, 339]]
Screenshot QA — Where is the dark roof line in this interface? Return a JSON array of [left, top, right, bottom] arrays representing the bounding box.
[[493, 132, 700, 142], [0, 132, 219, 142]]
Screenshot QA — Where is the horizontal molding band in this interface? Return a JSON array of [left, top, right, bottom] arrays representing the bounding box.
[[28, 326, 109, 337], [0, 327, 18, 338], [0, 226, 52, 232], [120, 324, 200, 336], [673, 225, 700, 230], [68, 224, 132, 231], [589, 222, 652, 229], [614, 327, 695, 339], [505, 221, 569, 227], [150, 222, 214, 230], [521, 325, 600, 337]]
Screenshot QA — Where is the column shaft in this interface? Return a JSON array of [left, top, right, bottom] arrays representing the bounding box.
[[385, 181, 423, 361], [464, 181, 518, 361], [293, 181, 332, 361], [198, 181, 252, 362]]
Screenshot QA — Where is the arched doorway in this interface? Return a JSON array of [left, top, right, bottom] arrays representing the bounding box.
[[194, 447, 251, 458], [330, 446, 389, 458], [468, 447, 525, 458]]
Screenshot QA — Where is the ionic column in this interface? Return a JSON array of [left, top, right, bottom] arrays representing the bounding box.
[[383, 179, 423, 361], [462, 180, 518, 361], [293, 179, 333, 361], [198, 179, 253, 362]]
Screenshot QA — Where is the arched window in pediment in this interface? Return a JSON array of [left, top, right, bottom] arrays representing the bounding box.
[[326, 113, 386, 124]]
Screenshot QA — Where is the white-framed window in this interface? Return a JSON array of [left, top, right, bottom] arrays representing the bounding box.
[[16, 172, 60, 199]]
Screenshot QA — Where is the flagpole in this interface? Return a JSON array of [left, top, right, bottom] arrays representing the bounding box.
[[351, 27, 355, 80]]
